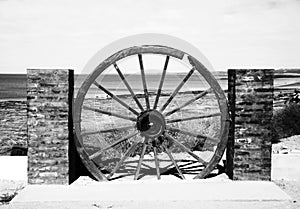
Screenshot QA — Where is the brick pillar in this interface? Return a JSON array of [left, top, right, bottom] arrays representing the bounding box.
[[27, 69, 73, 184], [227, 69, 273, 180]]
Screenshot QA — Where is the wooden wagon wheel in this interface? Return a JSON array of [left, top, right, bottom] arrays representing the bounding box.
[[74, 45, 229, 181]]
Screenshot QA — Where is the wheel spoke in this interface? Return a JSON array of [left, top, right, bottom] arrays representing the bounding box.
[[138, 54, 150, 110], [82, 125, 135, 136], [160, 67, 195, 112], [83, 105, 136, 122], [153, 146, 161, 180], [180, 164, 205, 170], [164, 88, 212, 117], [166, 126, 219, 143], [134, 140, 148, 180], [89, 131, 139, 160], [166, 112, 221, 123], [153, 56, 169, 109], [114, 63, 144, 111], [93, 81, 139, 115], [163, 144, 185, 179], [164, 133, 208, 165], [107, 141, 140, 179], [75, 45, 229, 181]]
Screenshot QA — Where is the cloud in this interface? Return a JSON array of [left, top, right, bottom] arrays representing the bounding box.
[[0, 0, 300, 73]]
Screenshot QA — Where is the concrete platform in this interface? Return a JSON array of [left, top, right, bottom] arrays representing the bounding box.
[[0, 156, 27, 181], [1, 155, 296, 208], [272, 154, 300, 180], [10, 180, 291, 209]]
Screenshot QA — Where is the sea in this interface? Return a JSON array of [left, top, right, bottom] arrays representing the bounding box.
[[0, 71, 299, 100]]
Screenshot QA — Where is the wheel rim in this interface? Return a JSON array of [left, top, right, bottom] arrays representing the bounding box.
[[74, 45, 229, 181]]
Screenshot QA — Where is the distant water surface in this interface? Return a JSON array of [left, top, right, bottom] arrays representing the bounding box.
[[1, 71, 299, 100], [0, 74, 26, 100]]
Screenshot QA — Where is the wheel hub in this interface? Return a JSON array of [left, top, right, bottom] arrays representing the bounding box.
[[74, 43, 229, 181], [136, 110, 166, 138]]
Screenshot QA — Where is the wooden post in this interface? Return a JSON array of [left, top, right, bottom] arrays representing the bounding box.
[[226, 70, 235, 179]]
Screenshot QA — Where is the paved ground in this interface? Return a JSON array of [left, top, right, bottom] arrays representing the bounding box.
[[0, 157, 27, 181], [272, 154, 300, 180], [1, 179, 300, 209], [2, 179, 295, 209], [1, 149, 300, 209], [2, 200, 300, 209], [11, 180, 291, 202]]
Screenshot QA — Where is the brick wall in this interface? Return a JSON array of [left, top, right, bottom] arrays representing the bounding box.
[[227, 69, 273, 180], [0, 100, 27, 155], [27, 69, 73, 184]]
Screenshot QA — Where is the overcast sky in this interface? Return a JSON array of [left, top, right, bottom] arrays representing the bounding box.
[[0, 0, 300, 74]]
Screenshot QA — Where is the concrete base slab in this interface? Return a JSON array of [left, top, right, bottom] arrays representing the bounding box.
[[11, 180, 290, 203], [9, 179, 293, 209], [7, 200, 299, 209]]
